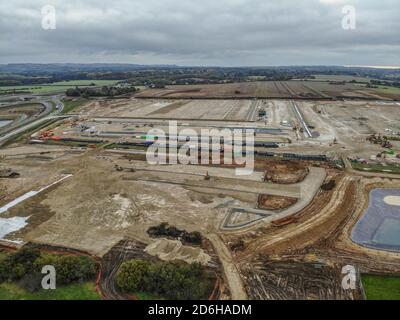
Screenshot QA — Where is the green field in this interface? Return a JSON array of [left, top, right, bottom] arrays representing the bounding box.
[[0, 80, 122, 94], [48, 80, 120, 86], [311, 74, 374, 83], [362, 275, 400, 300], [351, 162, 400, 174], [62, 98, 88, 114], [0, 282, 101, 300], [375, 85, 400, 95]]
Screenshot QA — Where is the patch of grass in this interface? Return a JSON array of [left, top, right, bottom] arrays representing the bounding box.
[[311, 74, 373, 82], [135, 292, 163, 300], [0, 86, 70, 94], [0, 282, 101, 300], [375, 86, 400, 95], [351, 162, 400, 174], [0, 80, 122, 95], [50, 80, 121, 86], [362, 274, 400, 300], [61, 98, 88, 114]]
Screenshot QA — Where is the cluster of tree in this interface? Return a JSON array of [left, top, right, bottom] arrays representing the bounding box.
[[1, 64, 400, 87], [0, 247, 98, 292], [370, 79, 400, 88], [66, 85, 137, 97], [0, 77, 52, 87], [147, 223, 202, 245], [116, 259, 214, 300]]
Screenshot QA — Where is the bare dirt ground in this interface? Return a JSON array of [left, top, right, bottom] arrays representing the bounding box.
[[20, 155, 231, 256], [134, 81, 398, 100], [222, 172, 400, 300], [1, 94, 400, 300], [243, 259, 363, 300]]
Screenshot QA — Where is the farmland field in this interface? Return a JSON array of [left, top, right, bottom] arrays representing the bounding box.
[[0, 80, 122, 94], [135, 81, 399, 100], [310, 74, 374, 82], [376, 86, 400, 95]]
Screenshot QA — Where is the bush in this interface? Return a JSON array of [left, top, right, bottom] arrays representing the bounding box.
[[18, 271, 43, 293], [0, 248, 98, 290], [116, 260, 151, 292], [66, 85, 137, 97], [34, 255, 97, 285], [117, 260, 214, 300], [0, 247, 41, 282]]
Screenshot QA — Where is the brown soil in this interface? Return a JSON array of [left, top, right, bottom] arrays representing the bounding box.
[[263, 160, 309, 184], [225, 173, 400, 300], [258, 194, 298, 211], [242, 259, 363, 300]]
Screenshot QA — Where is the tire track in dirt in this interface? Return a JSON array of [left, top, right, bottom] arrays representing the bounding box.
[[208, 233, 247, 300]]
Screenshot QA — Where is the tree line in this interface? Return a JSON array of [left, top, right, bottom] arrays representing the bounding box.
[[66, 85, 137, 97], [117, 259, 215, 300], [0, 247, 98, 292]]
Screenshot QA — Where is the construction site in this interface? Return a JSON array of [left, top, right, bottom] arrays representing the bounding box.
[[1, 87, 400, 300]]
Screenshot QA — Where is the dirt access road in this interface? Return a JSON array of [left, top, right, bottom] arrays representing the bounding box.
[[208, 233, 247, 300]]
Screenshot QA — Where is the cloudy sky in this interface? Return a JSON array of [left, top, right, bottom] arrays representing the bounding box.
[[0, 0, 399, 66]]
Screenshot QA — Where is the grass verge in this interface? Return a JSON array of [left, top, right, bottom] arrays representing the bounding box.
[[0, 282, 101, 300], [362, 274, 400, 300], [351, 162, 400, 174], [61, 98, 88, 114]]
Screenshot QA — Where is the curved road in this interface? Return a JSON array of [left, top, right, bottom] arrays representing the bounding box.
[[0, 95, 65, 146]]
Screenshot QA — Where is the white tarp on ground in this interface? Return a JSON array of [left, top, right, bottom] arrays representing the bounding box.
[[0, 174, 72, 215], [0, 191, 38, 215], [0, 216, 29, 239], [0, 174, 72, 239]]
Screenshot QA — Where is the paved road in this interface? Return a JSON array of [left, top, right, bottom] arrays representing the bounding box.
[[0, 95, 65, 146]]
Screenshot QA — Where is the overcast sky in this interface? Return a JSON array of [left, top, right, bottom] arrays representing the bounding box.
[[0, 0, 399, 66]]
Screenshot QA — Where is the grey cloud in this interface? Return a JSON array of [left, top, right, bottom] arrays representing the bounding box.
[[0, 0, 399, 66]]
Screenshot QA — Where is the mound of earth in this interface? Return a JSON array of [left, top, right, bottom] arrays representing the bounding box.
[[264, 160, 309, 184], [144, 239, 211, 265], [258, 194, 298, 211]]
